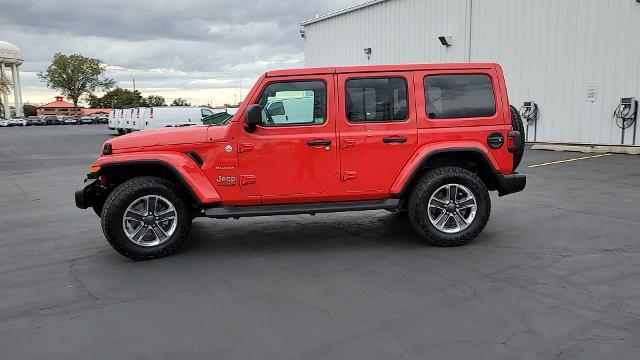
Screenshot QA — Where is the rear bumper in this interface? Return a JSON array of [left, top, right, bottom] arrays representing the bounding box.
[[75, 178, 101, 209], [495, 173, 526, 197]]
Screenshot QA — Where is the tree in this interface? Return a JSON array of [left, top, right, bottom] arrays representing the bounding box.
[[0, 77, 11, 118], [38, 52, 115, 107], [23, 105, 37, 117], [142, 95, 166, 107], [171, 98, 191, 106], [87, 88, 143, 108]]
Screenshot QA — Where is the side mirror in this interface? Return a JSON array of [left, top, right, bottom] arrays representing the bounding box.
[[245, 104, 262, 132]]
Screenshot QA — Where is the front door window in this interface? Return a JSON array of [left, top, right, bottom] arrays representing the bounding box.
[[256, 81, 327, 126]]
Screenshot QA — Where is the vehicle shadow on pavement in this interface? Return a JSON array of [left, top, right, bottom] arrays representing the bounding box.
[[179, 212, 427, 257]]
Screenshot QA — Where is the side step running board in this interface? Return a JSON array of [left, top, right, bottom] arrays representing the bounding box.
[[204, 199, 400, 219]]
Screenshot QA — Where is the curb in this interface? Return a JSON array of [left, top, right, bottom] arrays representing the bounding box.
[[530, 143, 640, 155]]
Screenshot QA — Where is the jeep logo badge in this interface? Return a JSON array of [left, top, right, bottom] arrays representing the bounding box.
[[225, 145, 233, 153]]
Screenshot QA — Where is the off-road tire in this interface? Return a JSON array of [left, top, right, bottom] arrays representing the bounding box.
[[510, 105, 525, 170], [407, 167, 491, 247], [101, 176, 192, 260]]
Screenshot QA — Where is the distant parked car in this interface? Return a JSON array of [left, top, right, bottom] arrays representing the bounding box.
[[96, 115, 109, 124], [44, 115, 61, 125], [26, 116, 46, 126], [9, 117, 27, 127], [0, 119, 9, 127], [63, 116, 79, 125], [80, 116, 94, 125]]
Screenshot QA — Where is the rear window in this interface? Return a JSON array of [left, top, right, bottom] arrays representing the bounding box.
[[346, 77, 408, 122], [424, 74, 496, 119]]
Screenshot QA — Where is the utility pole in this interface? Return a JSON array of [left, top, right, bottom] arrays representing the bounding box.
[[132, 75, 136, 92]]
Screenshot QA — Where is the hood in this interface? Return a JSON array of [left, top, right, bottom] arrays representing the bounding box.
[[104, 124, 233, 153], [107, 126, 210, 152]]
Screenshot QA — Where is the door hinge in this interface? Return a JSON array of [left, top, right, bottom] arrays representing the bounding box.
[[342, 170, 357, 181], [341, 138, 356, 149], [239, 143, 254, 153], [240, 175, 256, 185]]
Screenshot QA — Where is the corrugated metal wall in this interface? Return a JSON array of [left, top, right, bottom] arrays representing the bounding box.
[[303, 0, 640, 145], [304, 0, 470, 66]]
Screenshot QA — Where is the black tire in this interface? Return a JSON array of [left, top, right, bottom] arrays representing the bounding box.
[[117, 128, 125, 135], [100, 176, 192, 260], [510, 105, 525, 170], [407, 167, 491, 247]]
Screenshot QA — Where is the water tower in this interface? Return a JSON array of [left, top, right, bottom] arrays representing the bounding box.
[[0, 40, 24, 117]]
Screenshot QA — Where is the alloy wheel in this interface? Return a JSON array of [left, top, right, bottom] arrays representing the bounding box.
[[427, 183, 477, 234], [122, 195, 178, 247]]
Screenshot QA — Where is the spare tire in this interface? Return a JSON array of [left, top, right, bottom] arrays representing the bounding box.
[[510, 105, 525, 170]]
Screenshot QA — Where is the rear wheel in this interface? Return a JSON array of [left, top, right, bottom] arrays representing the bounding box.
[[407, 167, 491, 247], [101, 176, 192, 260], [117, 128, 125, 135]]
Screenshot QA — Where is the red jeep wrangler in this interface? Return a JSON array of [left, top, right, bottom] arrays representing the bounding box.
[[76, 63, 526, 260]]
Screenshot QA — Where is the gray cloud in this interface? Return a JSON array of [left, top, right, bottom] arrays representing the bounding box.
[[0, 0, 359, 104]]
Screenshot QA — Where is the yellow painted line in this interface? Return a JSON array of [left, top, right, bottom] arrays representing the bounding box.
[[528, 153, 612, 168]]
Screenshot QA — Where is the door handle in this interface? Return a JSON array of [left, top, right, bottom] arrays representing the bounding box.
[[383, 136, 407, 144], [307, 140, 332, 147]]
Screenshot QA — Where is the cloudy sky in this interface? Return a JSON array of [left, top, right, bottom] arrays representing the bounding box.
[[0, 0, 359, 106]]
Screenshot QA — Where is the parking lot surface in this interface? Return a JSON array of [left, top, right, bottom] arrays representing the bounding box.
[[1, 125, 639, 359]]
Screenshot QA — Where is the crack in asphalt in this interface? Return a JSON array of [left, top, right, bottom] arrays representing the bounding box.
[[68, 254, 100, 303]]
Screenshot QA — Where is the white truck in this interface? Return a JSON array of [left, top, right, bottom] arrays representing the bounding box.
[[129, 108, 147, 132], [139, 107, 216, 130], [108, 110, 117, 131]]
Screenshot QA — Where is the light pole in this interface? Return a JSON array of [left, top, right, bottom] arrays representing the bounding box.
[[132, 75, 136, 92]]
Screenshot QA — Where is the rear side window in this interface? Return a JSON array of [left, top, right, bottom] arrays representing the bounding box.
[[201, 108, 214, 117], [424, 74, 496, 119], [256, 80, 326, 126], [346, 77, 408, 122]]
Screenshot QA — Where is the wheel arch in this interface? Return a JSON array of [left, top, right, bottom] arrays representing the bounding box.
[[393, 147, 500, 198], [94, 154, 221, 206]]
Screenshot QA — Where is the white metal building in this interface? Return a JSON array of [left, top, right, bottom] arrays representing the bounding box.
[[301, 0, 640, 146]]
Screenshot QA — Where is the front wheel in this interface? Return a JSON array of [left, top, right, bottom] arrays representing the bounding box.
[[407, 167, 491, 247], [101, 176, 192, 260]]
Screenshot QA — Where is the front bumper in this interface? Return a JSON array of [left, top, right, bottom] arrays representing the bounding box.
[[495, 173, 526, 197], [75, 177, 101, 209]]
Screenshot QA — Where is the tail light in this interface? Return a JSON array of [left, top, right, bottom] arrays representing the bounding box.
[[507, 131, 521, 153]]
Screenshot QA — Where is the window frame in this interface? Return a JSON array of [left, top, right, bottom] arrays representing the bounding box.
[[254, 79, 328, 128], [344, 75, 410, 124], [201, 108, 215, 117], [423, 73, 497, 120]]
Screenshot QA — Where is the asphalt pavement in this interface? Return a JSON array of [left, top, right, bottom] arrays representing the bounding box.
[[1, 125, 639, 359]]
